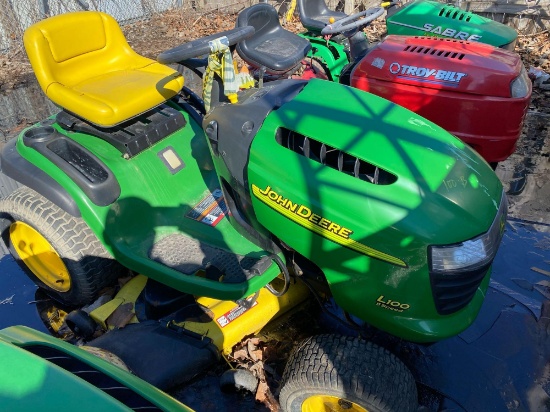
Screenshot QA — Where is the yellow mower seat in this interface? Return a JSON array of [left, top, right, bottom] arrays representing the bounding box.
[[23, 11, 184, 127]]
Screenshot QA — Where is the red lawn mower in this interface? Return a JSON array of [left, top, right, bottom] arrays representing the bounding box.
[[235, 2, 532, 166]]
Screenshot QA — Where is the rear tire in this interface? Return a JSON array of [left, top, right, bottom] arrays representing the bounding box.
[[0, 186, 125, 306], [311, 58, 330, 80], [279, 334, 417, 412]]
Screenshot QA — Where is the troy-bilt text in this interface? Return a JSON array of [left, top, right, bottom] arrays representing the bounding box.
[[389, 62, 467, 83]]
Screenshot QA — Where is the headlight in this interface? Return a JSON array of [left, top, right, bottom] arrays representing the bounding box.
[[510, 65, 530, 98], [430, 192, 507, 273], [429, 192, 507, 315]]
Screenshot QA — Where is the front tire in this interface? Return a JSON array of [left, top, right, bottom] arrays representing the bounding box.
[[0, 186, 125, 306], [279, 334, 418, 412]]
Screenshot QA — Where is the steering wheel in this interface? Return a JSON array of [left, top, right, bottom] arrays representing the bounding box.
[[321, 7, 384, 36], [157, 26, 255, 64]]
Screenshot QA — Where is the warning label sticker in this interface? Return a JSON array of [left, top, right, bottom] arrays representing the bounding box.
[[216, 301, 258, 328], [186, 189, 228, 227]]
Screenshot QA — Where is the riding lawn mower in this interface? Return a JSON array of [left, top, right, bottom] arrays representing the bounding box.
[[383, 0, 519, 50], [0, 9, 507, 411], [294, 0, 519, 52], [236, 1, 531, 166]]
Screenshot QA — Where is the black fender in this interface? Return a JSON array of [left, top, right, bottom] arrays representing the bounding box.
[[0, 162, 21, 199], [0, 139, 81, 217]]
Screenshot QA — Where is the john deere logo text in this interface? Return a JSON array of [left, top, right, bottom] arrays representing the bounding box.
[[252, 184, 407, 267], [256, 185, 353, 238], [389, 62, 466, 85]]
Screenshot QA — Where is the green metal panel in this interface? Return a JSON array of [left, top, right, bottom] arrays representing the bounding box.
[[15, 108, 281, 300], [0, 326, 191, 411], [299, 33, 350, 81], [386, 0, 517, 48], [248, 79, 502, 341]]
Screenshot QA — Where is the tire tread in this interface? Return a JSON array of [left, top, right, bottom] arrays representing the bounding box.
[[0, 186, 124, 305], [279, 334, 417, 412]]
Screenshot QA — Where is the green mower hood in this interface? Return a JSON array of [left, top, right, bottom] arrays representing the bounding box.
[[0, 326, 191, 411], [386, 0, 518, 50], [248, 79, 505, 342]]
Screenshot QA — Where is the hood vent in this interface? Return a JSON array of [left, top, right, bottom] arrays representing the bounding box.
[[405, 42, 465, 60], [276, 128, 397, 185], [438, 6, 473, 21]]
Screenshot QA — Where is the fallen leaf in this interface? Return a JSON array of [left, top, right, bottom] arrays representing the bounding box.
[[255, 379, 281, 411], [232, 348, 249, 360], [255, 380, 268, 403], [253, 349, 264, 361]]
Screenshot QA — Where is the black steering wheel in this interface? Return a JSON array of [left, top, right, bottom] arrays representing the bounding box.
[[321, 7, 384, 35], [157, 26, 255, 64]]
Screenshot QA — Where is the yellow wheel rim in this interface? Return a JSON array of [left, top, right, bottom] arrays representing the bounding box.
[[302, 395, 368, 412], [9, 221, 71, 292]]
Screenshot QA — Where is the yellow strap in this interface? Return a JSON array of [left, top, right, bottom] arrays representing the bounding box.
[[285, 0, 297, 22], [203, 36, 239, 111], [236, 72, 255, 89], [90, 298, 125, 330], [90, 274, 148, 330]]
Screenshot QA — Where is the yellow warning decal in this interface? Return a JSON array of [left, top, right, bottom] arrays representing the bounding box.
[[252, 184, 407, 268]]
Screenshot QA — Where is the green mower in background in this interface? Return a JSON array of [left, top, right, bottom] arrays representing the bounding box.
[[0, 9, 506, 412], [295, 0, 519, 82], [384, 0, 519, 50], [0, 326, 192, 411]]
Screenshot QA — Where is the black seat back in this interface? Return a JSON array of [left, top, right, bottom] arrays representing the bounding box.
[[298, 0, 347, 33], [236, 3, 311, 74]]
